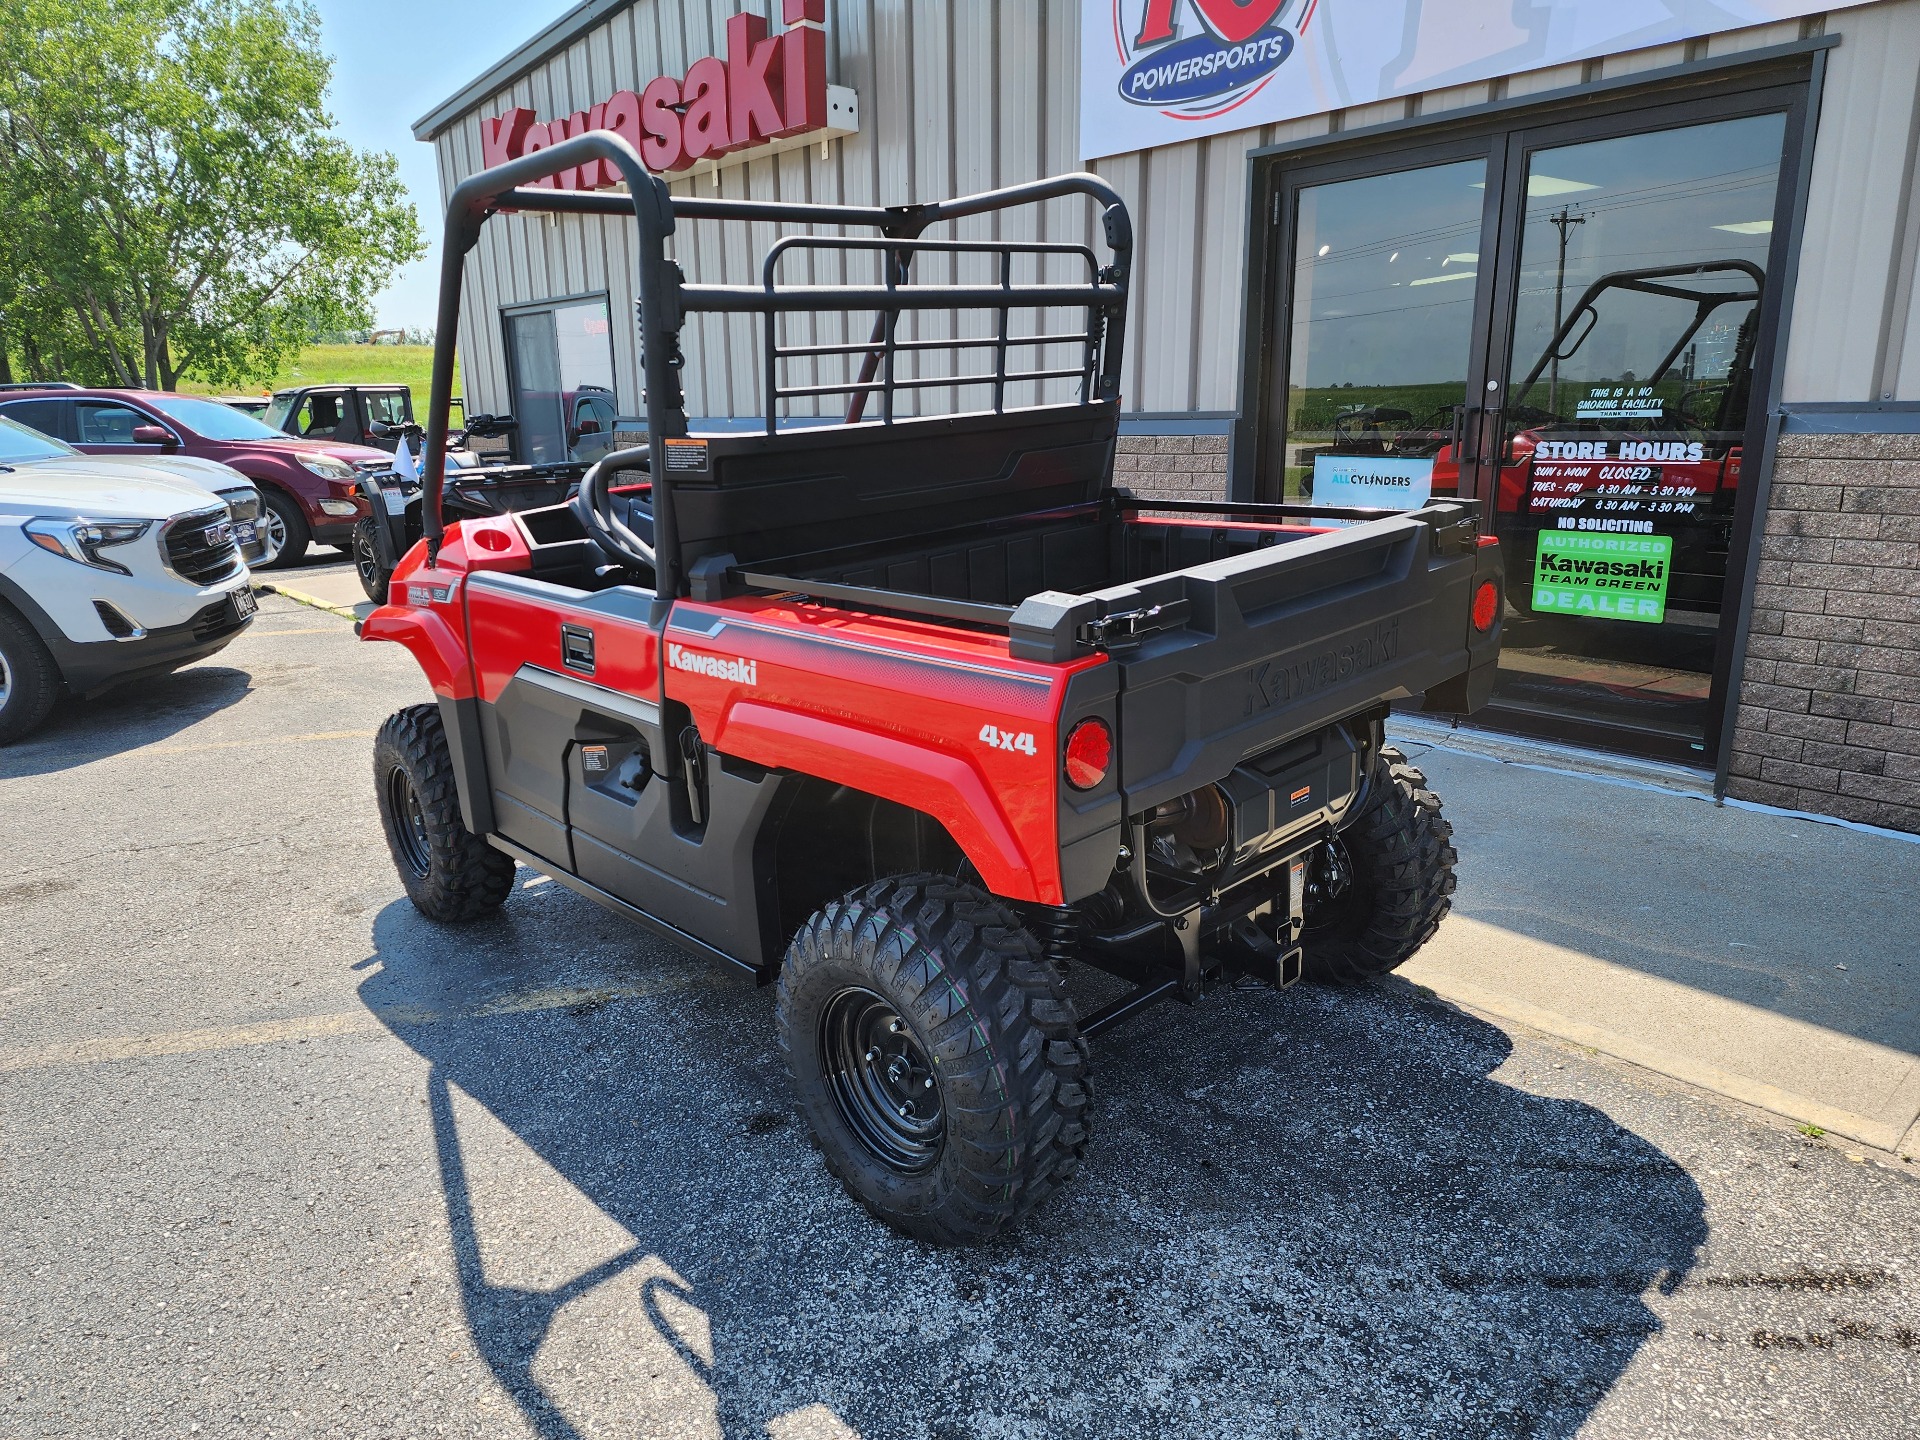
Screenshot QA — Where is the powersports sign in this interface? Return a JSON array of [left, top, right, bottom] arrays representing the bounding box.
[[1081, 0, 1866, 160]]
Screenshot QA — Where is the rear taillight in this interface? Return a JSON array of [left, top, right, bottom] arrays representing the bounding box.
[[1472, 580, 1499, 632], [1063, 718, 1111, 791]]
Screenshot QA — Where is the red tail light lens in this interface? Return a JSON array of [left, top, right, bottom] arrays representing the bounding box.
[[1063, 718, 1112, 790], [1471, 580, 1500, 632]]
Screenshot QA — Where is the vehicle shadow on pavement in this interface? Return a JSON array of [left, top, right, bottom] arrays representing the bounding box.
[[360, 893, 1707, 1440], [0, 665, 252, 777]]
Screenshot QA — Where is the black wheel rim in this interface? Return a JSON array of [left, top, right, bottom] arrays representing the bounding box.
[[387, 765, 432, 878], [819, 987, 944, 1173]]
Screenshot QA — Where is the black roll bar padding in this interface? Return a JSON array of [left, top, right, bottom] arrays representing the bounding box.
[[573, 444, 656, 571], [424, 131, 680, 588]]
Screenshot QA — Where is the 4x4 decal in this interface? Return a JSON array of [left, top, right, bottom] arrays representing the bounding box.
[[979, 723, 1038, 756]]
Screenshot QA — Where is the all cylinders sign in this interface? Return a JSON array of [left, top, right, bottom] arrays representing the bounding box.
[[1081, 0, 1869, 160], [480, 1, 834, 180]]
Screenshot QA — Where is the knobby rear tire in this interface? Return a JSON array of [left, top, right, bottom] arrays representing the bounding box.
[[776, 874, 1092, 1245], [373, 703, 514, 923], [1301, 745, 1457, 983]]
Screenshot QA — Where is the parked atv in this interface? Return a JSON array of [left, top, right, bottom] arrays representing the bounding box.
[[349, 413, 624, 602], [361, 132, 1504, 1242]]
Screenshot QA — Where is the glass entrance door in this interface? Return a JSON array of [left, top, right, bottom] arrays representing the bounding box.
[[504, 297, 618, 465], [1484, 113, 1787, 758], [1264, 93, 1797, 765], [1277, 156, 1492, 512]]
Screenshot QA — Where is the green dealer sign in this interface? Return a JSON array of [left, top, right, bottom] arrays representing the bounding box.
[[1531, 531, 1673, 624]]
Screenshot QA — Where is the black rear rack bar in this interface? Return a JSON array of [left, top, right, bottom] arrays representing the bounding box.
[[424, 130, 1132, 604], [736, 571, 1019, 629]]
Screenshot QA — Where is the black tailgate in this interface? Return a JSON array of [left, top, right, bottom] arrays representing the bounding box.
[[1012, 503, 1489, 813]]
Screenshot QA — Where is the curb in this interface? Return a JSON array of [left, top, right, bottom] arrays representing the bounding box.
[[255, 581, 361, 623], [1392, 973, 1919, 1158]]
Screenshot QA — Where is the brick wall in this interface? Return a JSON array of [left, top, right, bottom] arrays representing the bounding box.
[[1112, 433, 1230, 502], [1727, 431, 1920, 833]]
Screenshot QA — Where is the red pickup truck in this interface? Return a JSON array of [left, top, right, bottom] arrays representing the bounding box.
[[361, 135, 1504, 1243]]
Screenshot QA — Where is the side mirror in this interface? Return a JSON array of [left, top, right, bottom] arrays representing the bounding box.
[[131, 425, 175, 448]]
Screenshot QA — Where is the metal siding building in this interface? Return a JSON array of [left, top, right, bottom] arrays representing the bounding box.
[[416, 1, 1920, 831]]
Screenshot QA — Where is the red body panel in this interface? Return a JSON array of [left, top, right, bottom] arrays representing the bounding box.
[[363, 517, 1108, 905], [665, 597, 1105, 904]]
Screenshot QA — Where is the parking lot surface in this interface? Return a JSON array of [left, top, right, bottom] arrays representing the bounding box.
[[3, 584, 1917, 1439]]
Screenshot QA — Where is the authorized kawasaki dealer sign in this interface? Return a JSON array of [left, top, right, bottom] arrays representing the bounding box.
[[1532, 532, 1672, 624]]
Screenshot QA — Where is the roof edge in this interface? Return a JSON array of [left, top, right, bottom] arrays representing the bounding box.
[[412, 0, 636, 143]]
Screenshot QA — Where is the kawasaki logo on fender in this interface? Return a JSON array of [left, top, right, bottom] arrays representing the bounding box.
[[1245, 620, 1400, 715], [668, 643, 758, 686], [1118, 0, 1299, 117]]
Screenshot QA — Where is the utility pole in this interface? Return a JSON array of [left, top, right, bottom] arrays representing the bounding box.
[[1547, 206, 1586, 415]]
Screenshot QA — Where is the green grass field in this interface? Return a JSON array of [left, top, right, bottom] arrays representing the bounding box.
[[177, 344, 460, 401]]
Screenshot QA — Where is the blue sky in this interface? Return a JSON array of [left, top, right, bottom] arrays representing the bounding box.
[[313, 0, 576, 329]]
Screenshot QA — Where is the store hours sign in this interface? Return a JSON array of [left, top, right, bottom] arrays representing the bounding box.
[[1081, 0, 1870, 160]]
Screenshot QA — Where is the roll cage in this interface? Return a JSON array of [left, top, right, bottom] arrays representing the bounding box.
[[419, 130, 1135, 605]]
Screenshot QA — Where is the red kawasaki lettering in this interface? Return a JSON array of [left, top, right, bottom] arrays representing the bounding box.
[[638, 76, 684, 171], [481, 108, 534, 168], [681, 56, 731, 161], [727, 13, 786, 149], [600, 89, 643, 180], [777, 23, 826, 135]]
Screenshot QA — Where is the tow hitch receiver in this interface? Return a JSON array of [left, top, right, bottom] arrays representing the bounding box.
[[1223, 855, 1308, 989]]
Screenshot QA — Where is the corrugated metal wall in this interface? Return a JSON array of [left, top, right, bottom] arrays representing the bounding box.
[[429, 1, 1920, 419]]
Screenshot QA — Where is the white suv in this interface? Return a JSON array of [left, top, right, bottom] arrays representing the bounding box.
[[0, 417, 256, 743]]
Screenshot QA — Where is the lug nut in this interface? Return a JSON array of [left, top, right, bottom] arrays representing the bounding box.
[[923, 1077, 934, 1089], [865, 1047, 879, 1063]]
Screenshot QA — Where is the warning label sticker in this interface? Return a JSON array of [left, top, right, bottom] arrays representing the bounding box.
[[661, 438, 710, 474]]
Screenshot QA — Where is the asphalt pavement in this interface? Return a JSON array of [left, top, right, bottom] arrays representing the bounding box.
[[2, 572, 1918, 1439]]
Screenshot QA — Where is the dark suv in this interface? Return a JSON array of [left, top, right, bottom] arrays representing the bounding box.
[[0, 388, 390, 567]]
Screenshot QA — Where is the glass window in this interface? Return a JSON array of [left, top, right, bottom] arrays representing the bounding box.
[[506, 297, 617, 464], [75, 402, 156, 445], [143, 392, 284, 440], [0, 399, 73, 441], [294, 393, 345, 439], [1279, 159, 1488, 507], [364, 390, 410, 429], [1490, 113, 1787, 754], [0, 414, 78, 462]]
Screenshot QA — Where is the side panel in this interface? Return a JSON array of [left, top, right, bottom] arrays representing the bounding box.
[[466, 573, 662, 867], [662, 601, 1091, 905]]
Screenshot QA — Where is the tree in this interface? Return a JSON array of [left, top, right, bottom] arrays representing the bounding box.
[[0, 0, 422, 389]]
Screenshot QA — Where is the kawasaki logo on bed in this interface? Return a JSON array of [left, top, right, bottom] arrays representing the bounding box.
[[1531, 531, 1673, 624], [668, 644, 758, 686], [1119, 0, 1299, 115]]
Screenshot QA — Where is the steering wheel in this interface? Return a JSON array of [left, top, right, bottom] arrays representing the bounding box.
[[571, 444, 656, 571]]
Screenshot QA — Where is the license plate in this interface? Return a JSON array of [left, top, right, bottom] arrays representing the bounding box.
[[381, 486, 409, 516], [232, 587, 258, 620], [232, 521, 256, 545]]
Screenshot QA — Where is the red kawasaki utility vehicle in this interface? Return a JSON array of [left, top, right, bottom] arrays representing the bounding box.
[[362, 134, 1505, 1242]]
